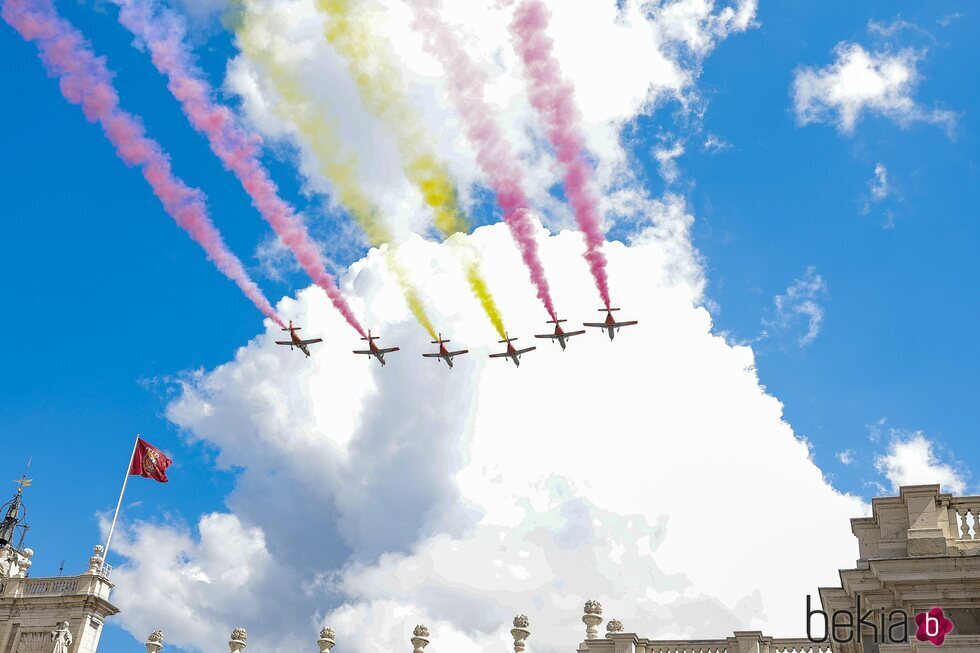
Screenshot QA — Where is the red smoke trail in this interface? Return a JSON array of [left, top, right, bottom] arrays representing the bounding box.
[[2, 0, 285, 328], [114, 0, 367, 337], [510, 0, 611, 308], [407, 0, 557, 321]]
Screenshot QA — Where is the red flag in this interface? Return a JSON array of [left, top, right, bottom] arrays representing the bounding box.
[[129, 438, 172, 483]]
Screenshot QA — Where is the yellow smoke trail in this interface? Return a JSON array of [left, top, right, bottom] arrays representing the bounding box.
[[237, 7, 436, 338], [316, 0, 507, 339]]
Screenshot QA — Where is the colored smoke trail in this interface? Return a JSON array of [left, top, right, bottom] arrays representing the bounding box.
[[465, 260, 506, 339], [386, 250, 436, 340], [237, 8, 436, 338], [316, 0, 508, 339], [112, 0, 367, 337], [510, 0, 611, 308], [316, 0, 468, 238], [407, 0, 558, 321], [1, 0, 285, 328]]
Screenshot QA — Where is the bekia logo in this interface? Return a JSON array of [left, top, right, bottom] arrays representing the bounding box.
[[916, 607, 954, 647], [806, 595, 954, 647]]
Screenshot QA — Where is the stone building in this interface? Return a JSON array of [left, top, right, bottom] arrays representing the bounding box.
[[1, 483, 978, 653], [0, 480, 118, 653]]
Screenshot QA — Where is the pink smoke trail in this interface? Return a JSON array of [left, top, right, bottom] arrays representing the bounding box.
[[407, 0, 557, 321], [510, 0, 611, 308], [2, 0, 285, 328], [113, 0, 366, 337]]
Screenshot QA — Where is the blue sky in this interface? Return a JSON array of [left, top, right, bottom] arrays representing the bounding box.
[[0, 0, 977, 650]]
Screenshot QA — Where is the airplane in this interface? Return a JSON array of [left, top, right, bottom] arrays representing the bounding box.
[[489, 333, 536, 367], [535, 315, 586, 350], [275, 320, 323, 357], [353, 330, 400, 366], [583, 308, 638, 341], [421, 334, 469, 369]]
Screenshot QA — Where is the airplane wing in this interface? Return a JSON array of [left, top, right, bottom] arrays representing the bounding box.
[[448, 349, 468, 357], [611, 321, 638, 328], [422, 353, 443, 358], [377, 347, 400, 354], [352, 350, 372, 355], [296, 338, 323, 345], [564, 329, 586, 337], [275, 341, 292, 345], [583, 322, 606, 328], [515, 346, 536, 355], [488, 352, 510, 359], [535, 334, 558, 340]]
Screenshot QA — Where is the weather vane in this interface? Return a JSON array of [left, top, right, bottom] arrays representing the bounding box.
[[13, 457, 32, 493]]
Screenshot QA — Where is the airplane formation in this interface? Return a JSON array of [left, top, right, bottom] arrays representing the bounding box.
[[277, 308, 638, 368]]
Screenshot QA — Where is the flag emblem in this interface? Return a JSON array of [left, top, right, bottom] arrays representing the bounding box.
[[129, 438, 172, 483]]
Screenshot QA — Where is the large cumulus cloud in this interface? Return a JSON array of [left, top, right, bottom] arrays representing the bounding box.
[[111, 212, 865, 653]]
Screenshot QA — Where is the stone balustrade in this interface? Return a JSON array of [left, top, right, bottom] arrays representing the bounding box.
[[949, 495, 980, 541], [22, 578, 78, 595]]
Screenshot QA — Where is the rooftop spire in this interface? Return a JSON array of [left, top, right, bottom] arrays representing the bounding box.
[[0, 459, 32, 547]]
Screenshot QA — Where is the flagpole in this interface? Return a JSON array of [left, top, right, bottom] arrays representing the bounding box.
[[101, 434, 139, 574]]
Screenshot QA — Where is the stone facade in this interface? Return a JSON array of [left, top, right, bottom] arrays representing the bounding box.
[[0, 546, 118, 653]]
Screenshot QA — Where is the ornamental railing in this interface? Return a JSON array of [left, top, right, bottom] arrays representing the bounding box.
[[949, 495, 980, 540]]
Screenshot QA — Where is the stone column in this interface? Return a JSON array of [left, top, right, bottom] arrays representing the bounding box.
[[318, 627, 336, 653], [144, 630, 164, 653], [583, 600, 603, 640], [228, 628, 247, 653], [511, 615, 530, 653], [411, 625, 430, 653]]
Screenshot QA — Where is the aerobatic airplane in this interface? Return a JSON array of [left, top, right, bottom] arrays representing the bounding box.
[[353, 331, 400, 366], [584, 308, 638, 341], [275, 320, 323, 357], [422, 334, 469, 369], [535, 315, 586, 350], [489, 334, 536, 367]]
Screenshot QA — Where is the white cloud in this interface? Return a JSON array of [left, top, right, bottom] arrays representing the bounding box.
[[861, 163, 893, 218], [870, 163, 890, 201], [837, 450, 855, 465], [653, 140, 685, 184], [702, 132, 731, 154], [109, 220, 866, 653], [792, 43, 955, 134], [767, 267, 827, 347], [866, 18, 922, 40], [875, 432, 966, 494]]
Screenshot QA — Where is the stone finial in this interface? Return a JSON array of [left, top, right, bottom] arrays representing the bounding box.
[[411, 625, 430, 653], [511, 615, 530, 653], [145, 630, 164, 653], [229, 628, 247, 653], [87, 545, 104, 574], [583, 600, 603, 640], [317, 627, 336, 653], [605, 619, 624, 634], [16, 547, 32, 578]]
